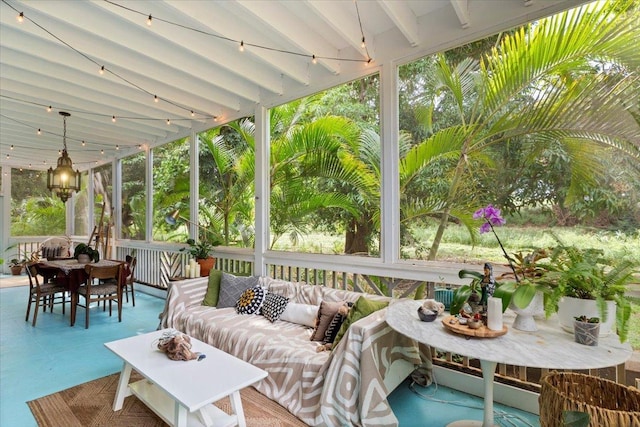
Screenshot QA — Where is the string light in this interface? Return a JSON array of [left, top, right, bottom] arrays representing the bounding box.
[[138, 145, 142, 150], [17, 12, 23, 23], [10, 145, 14, 150], [154, 95, 159, 103], [115, 145, 119, 150], [99, 65, 105, 75], [100, 149, 104, 155], [239, 40, 245, 52], [166, 118, 171, 125], [47, 105, 52, 112], [147, 14, 152, 26], [312, 55, 317, 64], [37, 128, 41, 135], [82, 140, 86, 146], [361, 37, 366, 48], [112, 115, 116, 122], [190, 110, 195, 117]]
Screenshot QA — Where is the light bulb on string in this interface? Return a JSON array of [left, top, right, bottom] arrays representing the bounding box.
[[17, 12, 24, 23], [116, 145, 119, 150], [147, 14, 152, 26], [166, 118, 171, 125], [154, 95, 159, 103], [47, 106, 52, 112], [82, 140, 86, 146], [99, 65, 105, 75], [312, 55, 317, 64], [239, 41, 245, 52], [190, 110, 195, 117], [101, 149, 104, 155], [361, 37, 366, 48], [10, 145, 14, 150], [37, 128, 41, 135], [112, 115, 116, 122]]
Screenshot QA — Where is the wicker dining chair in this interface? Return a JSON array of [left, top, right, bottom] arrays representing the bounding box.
[[25, 262, 67, 327], [73, 263, 124, 329]]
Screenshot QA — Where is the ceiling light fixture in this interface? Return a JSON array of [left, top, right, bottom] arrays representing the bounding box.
[[46, 111, 81, 203]]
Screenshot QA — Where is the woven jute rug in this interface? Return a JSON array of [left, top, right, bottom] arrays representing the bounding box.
[[28, 372, 308, 426]]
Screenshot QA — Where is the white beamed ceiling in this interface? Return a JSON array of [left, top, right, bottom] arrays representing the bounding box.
[[0, 0, 590, 171]]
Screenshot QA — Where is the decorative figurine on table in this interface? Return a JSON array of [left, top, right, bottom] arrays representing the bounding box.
[[479, 262, 495, 312]]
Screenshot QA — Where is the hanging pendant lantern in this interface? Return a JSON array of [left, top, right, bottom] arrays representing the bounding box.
[[47, 111, 81, 203]]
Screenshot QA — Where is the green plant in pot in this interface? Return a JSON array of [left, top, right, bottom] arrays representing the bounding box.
[[180, 233, 221, 277], [573, 315, 600, 346], [543, 235, 636, 343], [73, 243, 100, 263], [8, 258, 27, 275]]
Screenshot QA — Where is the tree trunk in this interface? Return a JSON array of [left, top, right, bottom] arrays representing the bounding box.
[[345, 216, 372, 255]]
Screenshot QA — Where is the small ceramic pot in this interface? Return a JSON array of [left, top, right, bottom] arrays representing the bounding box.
[[77, 254, 91, 264], [467, 319, 483, 329]]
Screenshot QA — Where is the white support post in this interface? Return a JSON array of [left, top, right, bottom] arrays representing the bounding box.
[[189, 131, 199, 241], [254, 106, 270, 276], [380, 60, 401, 264], [145, 146, 153, 243]]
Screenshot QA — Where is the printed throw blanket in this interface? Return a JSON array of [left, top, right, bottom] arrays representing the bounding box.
[[161, 277, 431, 426]]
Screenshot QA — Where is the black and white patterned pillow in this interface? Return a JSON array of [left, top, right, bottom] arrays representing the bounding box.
[[261, 292, 289, 322], [236, 285, 266, 314], [324, 302, 353, 344], [217, 273, 259, 308]]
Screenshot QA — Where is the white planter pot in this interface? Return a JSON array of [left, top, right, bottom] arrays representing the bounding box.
[[509, 291, 545, 332], [557, 297, 616, 336]]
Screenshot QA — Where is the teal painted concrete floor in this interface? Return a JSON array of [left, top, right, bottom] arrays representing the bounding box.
[[0, 278, 539, 426]]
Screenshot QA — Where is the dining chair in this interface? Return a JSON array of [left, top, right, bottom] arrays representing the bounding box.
[[73, 263, 123, 329], [25, 262, 68, 327], [123, 255, 137, 306]]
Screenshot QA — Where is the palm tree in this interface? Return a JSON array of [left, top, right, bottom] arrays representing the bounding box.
[[410, 0, 639, 297]]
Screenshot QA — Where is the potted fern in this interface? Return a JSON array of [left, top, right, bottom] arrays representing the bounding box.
[[543, 236, 637, 343]]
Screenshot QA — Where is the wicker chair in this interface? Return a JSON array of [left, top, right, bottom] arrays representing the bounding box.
[[25, 262, 67, 326]]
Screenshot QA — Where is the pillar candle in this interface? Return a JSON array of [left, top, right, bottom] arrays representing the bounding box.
[[195, 264, 201, 277], [487, 297, 503, 331]]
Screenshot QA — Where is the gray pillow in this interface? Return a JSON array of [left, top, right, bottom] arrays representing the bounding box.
[[217, 273, 260, 308]]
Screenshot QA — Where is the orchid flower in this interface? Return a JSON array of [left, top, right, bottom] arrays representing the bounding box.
[[474, 205, 519, 281]]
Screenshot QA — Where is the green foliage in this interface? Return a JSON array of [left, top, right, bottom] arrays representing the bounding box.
[[73, 243, 100, 263], [543, 234, 637, 342], [180, 238, 218, 260]]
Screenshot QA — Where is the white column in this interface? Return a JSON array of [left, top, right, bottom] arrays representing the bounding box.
[[189, 131, 199, 240], [380, 60, 400, 264], [254, 106, 270, 276], [145, 146, 153, 243]]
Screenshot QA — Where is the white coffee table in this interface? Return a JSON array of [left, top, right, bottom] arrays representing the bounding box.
[[105, 329, 268, 427]]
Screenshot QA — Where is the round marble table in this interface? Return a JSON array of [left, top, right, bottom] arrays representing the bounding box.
[[386, 299, 632, 427]]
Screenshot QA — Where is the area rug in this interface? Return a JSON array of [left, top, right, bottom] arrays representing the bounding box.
[[28, 372, 308, 426]]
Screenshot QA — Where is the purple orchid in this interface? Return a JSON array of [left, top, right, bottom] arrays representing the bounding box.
[[473, 205, 506, 233], [475, 204, 519, 281]]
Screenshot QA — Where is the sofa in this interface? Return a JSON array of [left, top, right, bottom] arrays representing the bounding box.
[[161, 274, 431, 427]]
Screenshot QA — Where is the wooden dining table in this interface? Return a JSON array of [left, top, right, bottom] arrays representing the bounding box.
[[38, 259, 129, 326]]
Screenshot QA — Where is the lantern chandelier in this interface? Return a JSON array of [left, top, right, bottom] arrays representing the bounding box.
[[46, 111, 81, 203]]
